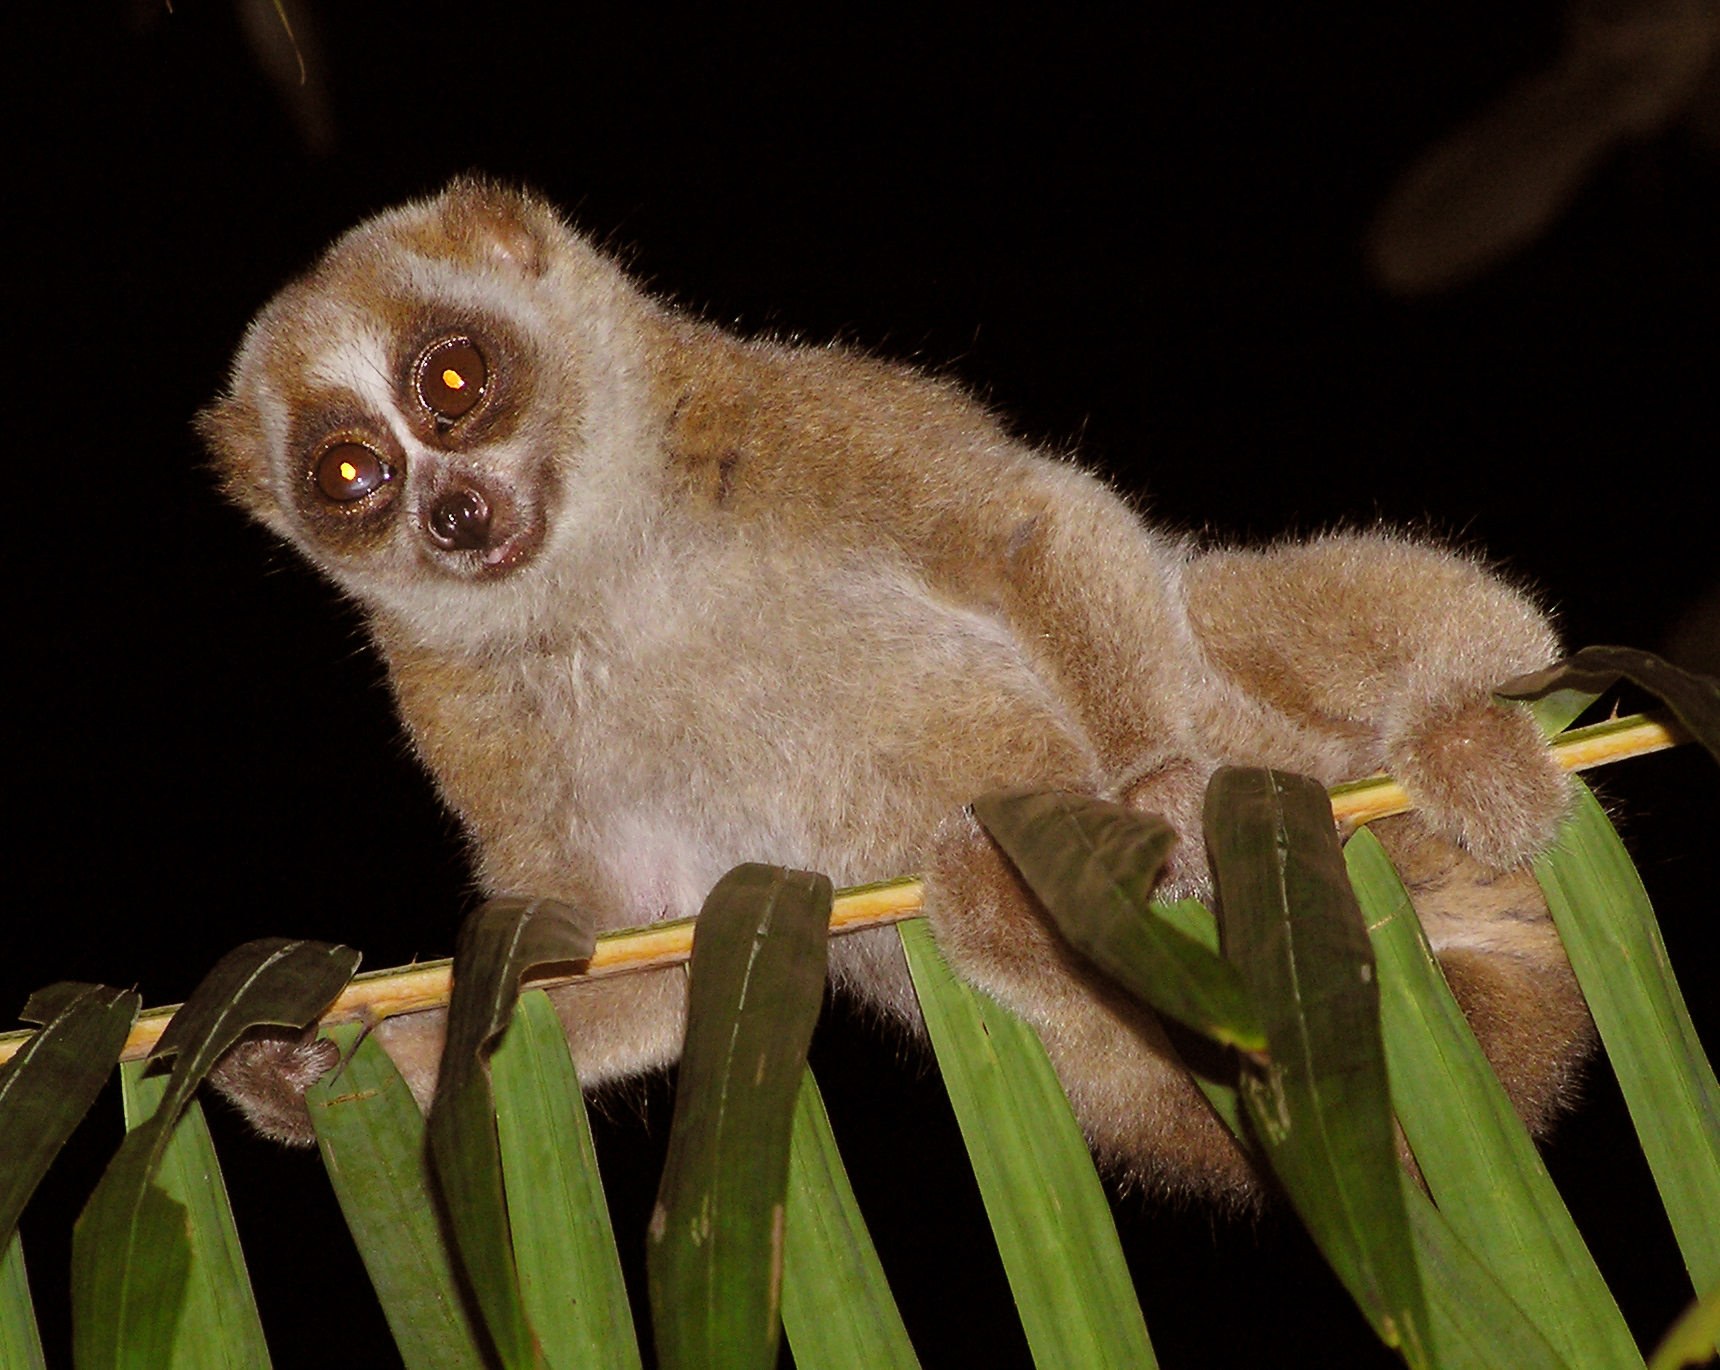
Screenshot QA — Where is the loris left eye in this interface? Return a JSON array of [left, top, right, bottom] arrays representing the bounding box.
[[415, 337, 488, 421], [314, 442, 394, 502]]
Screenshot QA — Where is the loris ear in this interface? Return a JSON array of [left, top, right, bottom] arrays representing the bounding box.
[[195, 393, 278, 521], [420, 176, 551, 278]]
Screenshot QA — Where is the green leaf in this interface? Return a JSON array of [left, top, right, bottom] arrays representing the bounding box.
[[307, 1024, 487, 1370], [1496, 646, 1720, 764], [1205, 767, 1429, 1368], [898, 918, 1157, 1370], [1535, 781, 1720, 1292], [1526, 689, 1600, 738], [72, 939, 356, 1370], [491, 989, 641, 1370], [1348, 826, 1636, 1369], [782, 1067, 920, 1370], [972, 790, 1265, 1052], [1148, 896, 1219, 953], [113, 1065, 271, 1370], [0, 982, 139, 1244], [1130, 897, 1253, 1137], [647, 865, 831, 1370], [74, 1156, 191, 1370], [428, 897, 596, 1370], [1404, 1177, 1571, 1370], [2, 1232, 47, 1370], [1648, 1278, 1720, 1370]]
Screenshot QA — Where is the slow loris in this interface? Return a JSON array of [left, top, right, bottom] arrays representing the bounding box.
[[199, 177, 1591, 1202]]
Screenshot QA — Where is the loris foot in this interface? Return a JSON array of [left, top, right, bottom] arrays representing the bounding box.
[[1387, 696, 1570, 870], [206, 1030, 340, 1146]]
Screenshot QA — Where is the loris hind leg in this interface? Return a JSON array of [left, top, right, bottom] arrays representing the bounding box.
[[920, 797, 1593, 1206], [922, 797, 1258, 1206], [1385, 694, 1571, 873], [1370, 813, 1594, 1132]]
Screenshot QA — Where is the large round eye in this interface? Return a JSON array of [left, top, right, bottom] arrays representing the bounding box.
[[314, 442, 393, 502], [415, 338, 488, 420]]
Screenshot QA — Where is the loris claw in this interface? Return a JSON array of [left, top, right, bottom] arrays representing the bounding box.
[[199, 177, 1586, 1201]]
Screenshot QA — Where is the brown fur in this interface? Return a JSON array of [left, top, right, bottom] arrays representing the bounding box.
[[198, 178, 1590, 1201]]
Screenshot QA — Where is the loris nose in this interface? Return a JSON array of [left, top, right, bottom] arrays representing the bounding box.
[[427, 487, 493, 550]]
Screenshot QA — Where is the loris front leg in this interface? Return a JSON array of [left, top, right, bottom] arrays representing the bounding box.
[[876, 455, 1219, 894]]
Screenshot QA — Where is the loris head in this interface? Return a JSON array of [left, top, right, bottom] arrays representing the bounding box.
[[199, 179, 659, 646]]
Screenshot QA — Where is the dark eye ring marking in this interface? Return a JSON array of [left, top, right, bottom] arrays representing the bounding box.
[[415, 337, 488, 421], [313, 441, 394, 503]]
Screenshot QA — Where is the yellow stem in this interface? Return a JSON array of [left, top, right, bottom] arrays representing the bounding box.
[[0, 710, 1690, 1067]]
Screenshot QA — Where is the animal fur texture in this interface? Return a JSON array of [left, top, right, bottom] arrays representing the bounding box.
[[200, 178, 1591, 1202]]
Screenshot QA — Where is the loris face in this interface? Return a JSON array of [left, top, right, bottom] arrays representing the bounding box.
[[199, 183, 653, 648]]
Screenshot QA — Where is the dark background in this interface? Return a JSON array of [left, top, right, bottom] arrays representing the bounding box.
[[11, 2, 1717, 1366]]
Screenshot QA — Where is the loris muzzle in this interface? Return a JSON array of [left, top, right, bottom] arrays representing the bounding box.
[[199, 177, 1590, 1202]]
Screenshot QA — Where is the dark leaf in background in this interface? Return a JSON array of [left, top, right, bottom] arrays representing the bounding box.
[[0, 983, 139, 1245], [1366, 0, 1718, 294]]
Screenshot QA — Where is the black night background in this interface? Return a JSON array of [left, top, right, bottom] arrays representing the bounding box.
[[10, 3, 1718, 1365]]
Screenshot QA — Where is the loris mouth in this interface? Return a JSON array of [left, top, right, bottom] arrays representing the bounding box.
[[476, 523, 544, 574]]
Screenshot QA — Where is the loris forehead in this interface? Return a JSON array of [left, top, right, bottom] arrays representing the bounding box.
[[249, 231, 552, 396]]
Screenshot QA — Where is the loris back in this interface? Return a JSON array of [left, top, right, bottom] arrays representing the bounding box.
[[201, 178, 1590, 1202]]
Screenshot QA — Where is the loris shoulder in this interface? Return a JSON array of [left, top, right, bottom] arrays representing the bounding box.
[[199, 176, 1588, 1202]]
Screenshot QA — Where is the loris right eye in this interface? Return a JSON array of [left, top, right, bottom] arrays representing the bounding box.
[[415, 338, 488, 421], [314, 443, 394, 502]]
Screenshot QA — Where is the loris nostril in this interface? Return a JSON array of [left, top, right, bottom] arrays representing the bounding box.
[[428, 488, 493, 550]]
